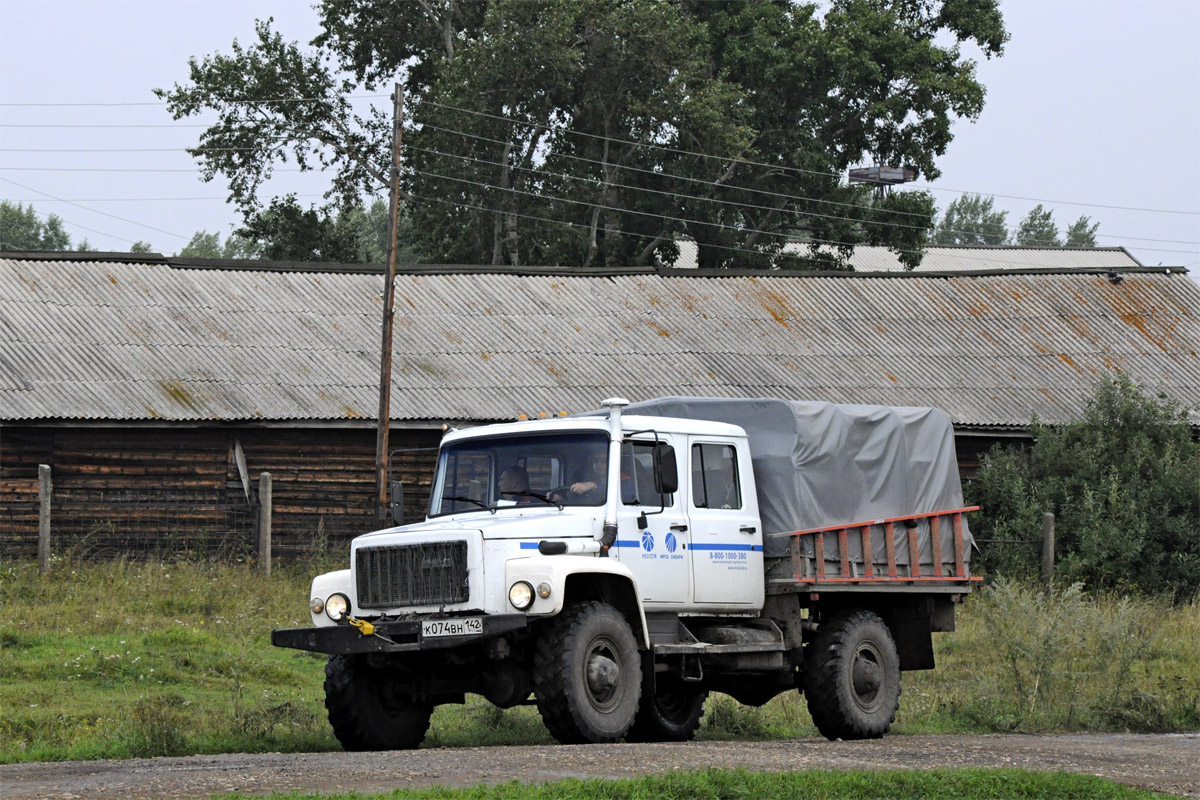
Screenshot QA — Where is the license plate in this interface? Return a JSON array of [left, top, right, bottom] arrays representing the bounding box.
[[421, 617, 483, 638]]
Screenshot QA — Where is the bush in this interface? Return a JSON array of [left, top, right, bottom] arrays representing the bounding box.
[[967, 378, 1199, 598]]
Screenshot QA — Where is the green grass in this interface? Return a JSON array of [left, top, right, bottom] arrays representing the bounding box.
[[208, 768, 1174, 800], [1, 561, 1197, 763]]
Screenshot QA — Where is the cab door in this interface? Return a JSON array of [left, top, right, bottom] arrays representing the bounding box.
[[687, 438, 763, 606], [612, 436, 690, 605]]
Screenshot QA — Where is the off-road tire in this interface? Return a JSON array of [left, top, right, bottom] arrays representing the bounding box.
[[532, 601, 642, 744], [324, 654, 433, 751], [625, 675, 707, 742], [803, 609, 901, 741]]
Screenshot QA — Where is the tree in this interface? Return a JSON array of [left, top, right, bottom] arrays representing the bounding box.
[[932, 193, 1009, 245], [158, 0, 1008, 269], [1064, 215, 1100, 247], [968, 378, 1200, 598], [0, 201, 71, 250], [1015, 204, 1060, 246], [177, 230, 262, 259]]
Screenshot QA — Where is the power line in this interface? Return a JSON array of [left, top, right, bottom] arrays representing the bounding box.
[[421, 99, 848, 183], [915, 183, 1200, 217], [407, 191, 840, 268], [0, 94, 390, 108], [424, 99, 1200, 218], [7, 125, 1195, 247], [407, 141, 1200, 248], [11, 205, 149, 249], [0, 178, 188, 241], [410, 171, 1199, 262], [0, 123, 213, 128]]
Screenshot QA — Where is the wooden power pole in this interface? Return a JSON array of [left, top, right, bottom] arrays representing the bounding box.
[[375, 84, 404, 519]]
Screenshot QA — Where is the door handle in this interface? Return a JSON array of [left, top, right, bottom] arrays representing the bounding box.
[[740, 526, 757, 534], [670, 524, 688, 532]]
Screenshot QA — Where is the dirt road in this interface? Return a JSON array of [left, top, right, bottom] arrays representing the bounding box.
[[3, 733, 1198, 799]]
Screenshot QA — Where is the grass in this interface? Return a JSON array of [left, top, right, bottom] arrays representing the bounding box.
[[207, 768, 1175, 800], [1, 561, 1197, 763]]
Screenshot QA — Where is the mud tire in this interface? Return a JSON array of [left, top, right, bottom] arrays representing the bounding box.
[[625, 675, 707, 742], [532, 601, 642, 744], [324, 654, 432, 751], [803, 609, 901, 741]]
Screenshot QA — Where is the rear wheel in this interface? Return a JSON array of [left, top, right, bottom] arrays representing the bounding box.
[[532, 601, 642, 744], [803, 609, 900, 740], [626, 674, 707, 742], [324, 654, 433, 751]]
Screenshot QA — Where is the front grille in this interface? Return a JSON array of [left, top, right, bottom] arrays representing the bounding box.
[[356, 540, 470, 608]]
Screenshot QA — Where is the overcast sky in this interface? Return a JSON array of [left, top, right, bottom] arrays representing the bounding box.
[[1, 0, 1197, 271]]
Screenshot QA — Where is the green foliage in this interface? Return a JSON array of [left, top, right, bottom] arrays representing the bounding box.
[[159, 0, 1009, 268], [177, 230, 262, 259], [967, 378, 1200, 597], [1015, 203, 1061, 246], [212, 768, 1172, 800], [0, 201, 72, 250], [933, 193, 1009, 245], [1064, 215, 1100, 247], [905, 580, 1200, 733]]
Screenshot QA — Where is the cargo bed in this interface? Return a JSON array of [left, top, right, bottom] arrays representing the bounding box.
[[765, 506, 980, 595]]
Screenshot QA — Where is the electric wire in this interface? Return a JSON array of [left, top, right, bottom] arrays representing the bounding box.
[[2, 92, 1195, 216], [9, 205, 151, 249], [405, 141, 1200, 247], [4, 130, 1197, 248], [0, 178, 188, 241]]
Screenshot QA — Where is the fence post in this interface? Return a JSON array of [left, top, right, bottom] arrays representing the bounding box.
[[38, 464, 51, 574], [1041, 512, 1055, 588], [258, 472, 272, 576]]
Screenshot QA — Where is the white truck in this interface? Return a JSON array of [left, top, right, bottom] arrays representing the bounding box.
[[273, 397, 977, 749]]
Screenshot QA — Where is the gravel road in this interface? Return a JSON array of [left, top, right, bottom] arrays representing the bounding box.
[[3, 734, 1198, 799]]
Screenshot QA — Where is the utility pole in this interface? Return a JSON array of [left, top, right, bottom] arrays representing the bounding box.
[[375, 84, 404, 519]]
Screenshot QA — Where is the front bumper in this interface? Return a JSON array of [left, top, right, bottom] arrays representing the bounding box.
[[271, 614, 529, 655]]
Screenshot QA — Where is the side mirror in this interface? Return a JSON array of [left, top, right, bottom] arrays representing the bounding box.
[[390, 481, 405, 525], [653, 445, 678, 495]]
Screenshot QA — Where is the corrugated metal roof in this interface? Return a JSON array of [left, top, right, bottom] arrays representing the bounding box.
[[671, 242, 1144, 271], [1, 253, 1197, 429]]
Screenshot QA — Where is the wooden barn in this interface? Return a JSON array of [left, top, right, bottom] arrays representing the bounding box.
[[2, 248, 1197, 561]]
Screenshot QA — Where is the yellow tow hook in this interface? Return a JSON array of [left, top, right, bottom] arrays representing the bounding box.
[[346, 616, 375, 637]]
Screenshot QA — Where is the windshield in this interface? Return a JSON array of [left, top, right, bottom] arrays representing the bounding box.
[[429, 431, 610, 517]]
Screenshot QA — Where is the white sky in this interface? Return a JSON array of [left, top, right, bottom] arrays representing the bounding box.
[[1, 0, 1197, 271]]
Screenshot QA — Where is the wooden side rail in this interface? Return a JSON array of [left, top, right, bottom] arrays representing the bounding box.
[[788, 506, 980, 584]]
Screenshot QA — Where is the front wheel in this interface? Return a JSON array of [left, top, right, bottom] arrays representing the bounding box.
[[324, 654, 433, 751], [625, 674, 707, 742], [803, 609, 901, 740], [532, 601, 642, 744]]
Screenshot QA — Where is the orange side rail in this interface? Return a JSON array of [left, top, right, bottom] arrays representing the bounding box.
[[789, 506, 980, 584]]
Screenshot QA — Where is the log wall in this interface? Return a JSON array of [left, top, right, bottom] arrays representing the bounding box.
[[0, 424, 441, 561]]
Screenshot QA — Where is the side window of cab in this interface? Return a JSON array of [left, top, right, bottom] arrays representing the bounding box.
[[691, 443, 742, 510]]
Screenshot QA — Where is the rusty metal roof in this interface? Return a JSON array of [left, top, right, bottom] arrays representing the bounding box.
[[1, 252, 1197, 429]]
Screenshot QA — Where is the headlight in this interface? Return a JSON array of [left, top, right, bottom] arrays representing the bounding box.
[[536, 581, 552, 599], [508, 581, 534, 610], [325, 593, 350, 621], [310, 596, 325, 614]]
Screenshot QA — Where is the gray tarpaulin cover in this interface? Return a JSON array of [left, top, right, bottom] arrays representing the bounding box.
[[618, 397, 973, 574]]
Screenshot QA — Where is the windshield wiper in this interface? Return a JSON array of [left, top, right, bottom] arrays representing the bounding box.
[[511, 491, 564, 510], [441, 495, 490, 510]]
